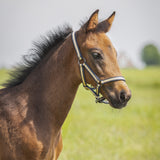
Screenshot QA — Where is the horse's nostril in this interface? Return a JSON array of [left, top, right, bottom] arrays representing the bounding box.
[[120, 91, 126, 102], [120, 90, 131, 103]]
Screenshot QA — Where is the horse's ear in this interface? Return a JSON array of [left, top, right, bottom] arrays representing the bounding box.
[[86, 9, 99, 32], [97, 11, 116, 33]]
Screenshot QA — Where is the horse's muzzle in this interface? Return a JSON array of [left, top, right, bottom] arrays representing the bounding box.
[[109, 90, 131, 109], [101, 83, 131, 109]]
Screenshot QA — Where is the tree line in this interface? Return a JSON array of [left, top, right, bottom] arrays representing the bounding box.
[[141, 44, 160, 66]]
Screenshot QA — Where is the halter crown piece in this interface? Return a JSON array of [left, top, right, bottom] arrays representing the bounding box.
[[71, 32, 125, 104]]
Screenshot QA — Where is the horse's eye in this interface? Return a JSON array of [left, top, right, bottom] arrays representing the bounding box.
[[92, 52, 102, 60]]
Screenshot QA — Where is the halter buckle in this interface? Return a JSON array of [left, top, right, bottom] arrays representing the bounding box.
[[78, 58, 86, 65], [96, 97, 109, 104]]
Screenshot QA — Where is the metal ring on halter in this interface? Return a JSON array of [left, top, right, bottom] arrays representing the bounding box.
[[71, 31, 126, 104]]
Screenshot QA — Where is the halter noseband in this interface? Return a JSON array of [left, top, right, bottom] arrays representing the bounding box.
[[71, 32, 125, 104]]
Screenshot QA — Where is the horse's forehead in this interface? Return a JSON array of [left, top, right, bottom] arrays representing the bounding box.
[[84, 33, 113, 48]]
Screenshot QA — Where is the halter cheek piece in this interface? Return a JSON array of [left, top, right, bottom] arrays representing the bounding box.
[[71, 32, 125, 104]]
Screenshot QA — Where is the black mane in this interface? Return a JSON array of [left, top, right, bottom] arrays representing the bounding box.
[[3, 25, 73, 88]]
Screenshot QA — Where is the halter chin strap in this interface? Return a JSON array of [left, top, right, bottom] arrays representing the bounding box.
[[71, 32, 125, 104]]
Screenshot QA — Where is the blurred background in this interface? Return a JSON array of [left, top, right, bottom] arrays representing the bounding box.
[[0, 0, 160, 160]]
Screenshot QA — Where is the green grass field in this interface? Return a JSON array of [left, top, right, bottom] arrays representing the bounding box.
[[0, 67, 160, 160]]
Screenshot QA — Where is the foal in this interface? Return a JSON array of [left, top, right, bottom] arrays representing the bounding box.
[[0, 10, 131, 160]]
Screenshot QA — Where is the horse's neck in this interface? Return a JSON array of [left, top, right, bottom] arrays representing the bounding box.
[[23, 35, 80, 131]]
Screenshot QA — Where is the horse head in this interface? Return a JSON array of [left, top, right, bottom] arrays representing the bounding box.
[[75, 10, 131, 109]]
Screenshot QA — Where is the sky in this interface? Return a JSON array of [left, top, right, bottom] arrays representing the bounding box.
[[0, 0, 160, 68]]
